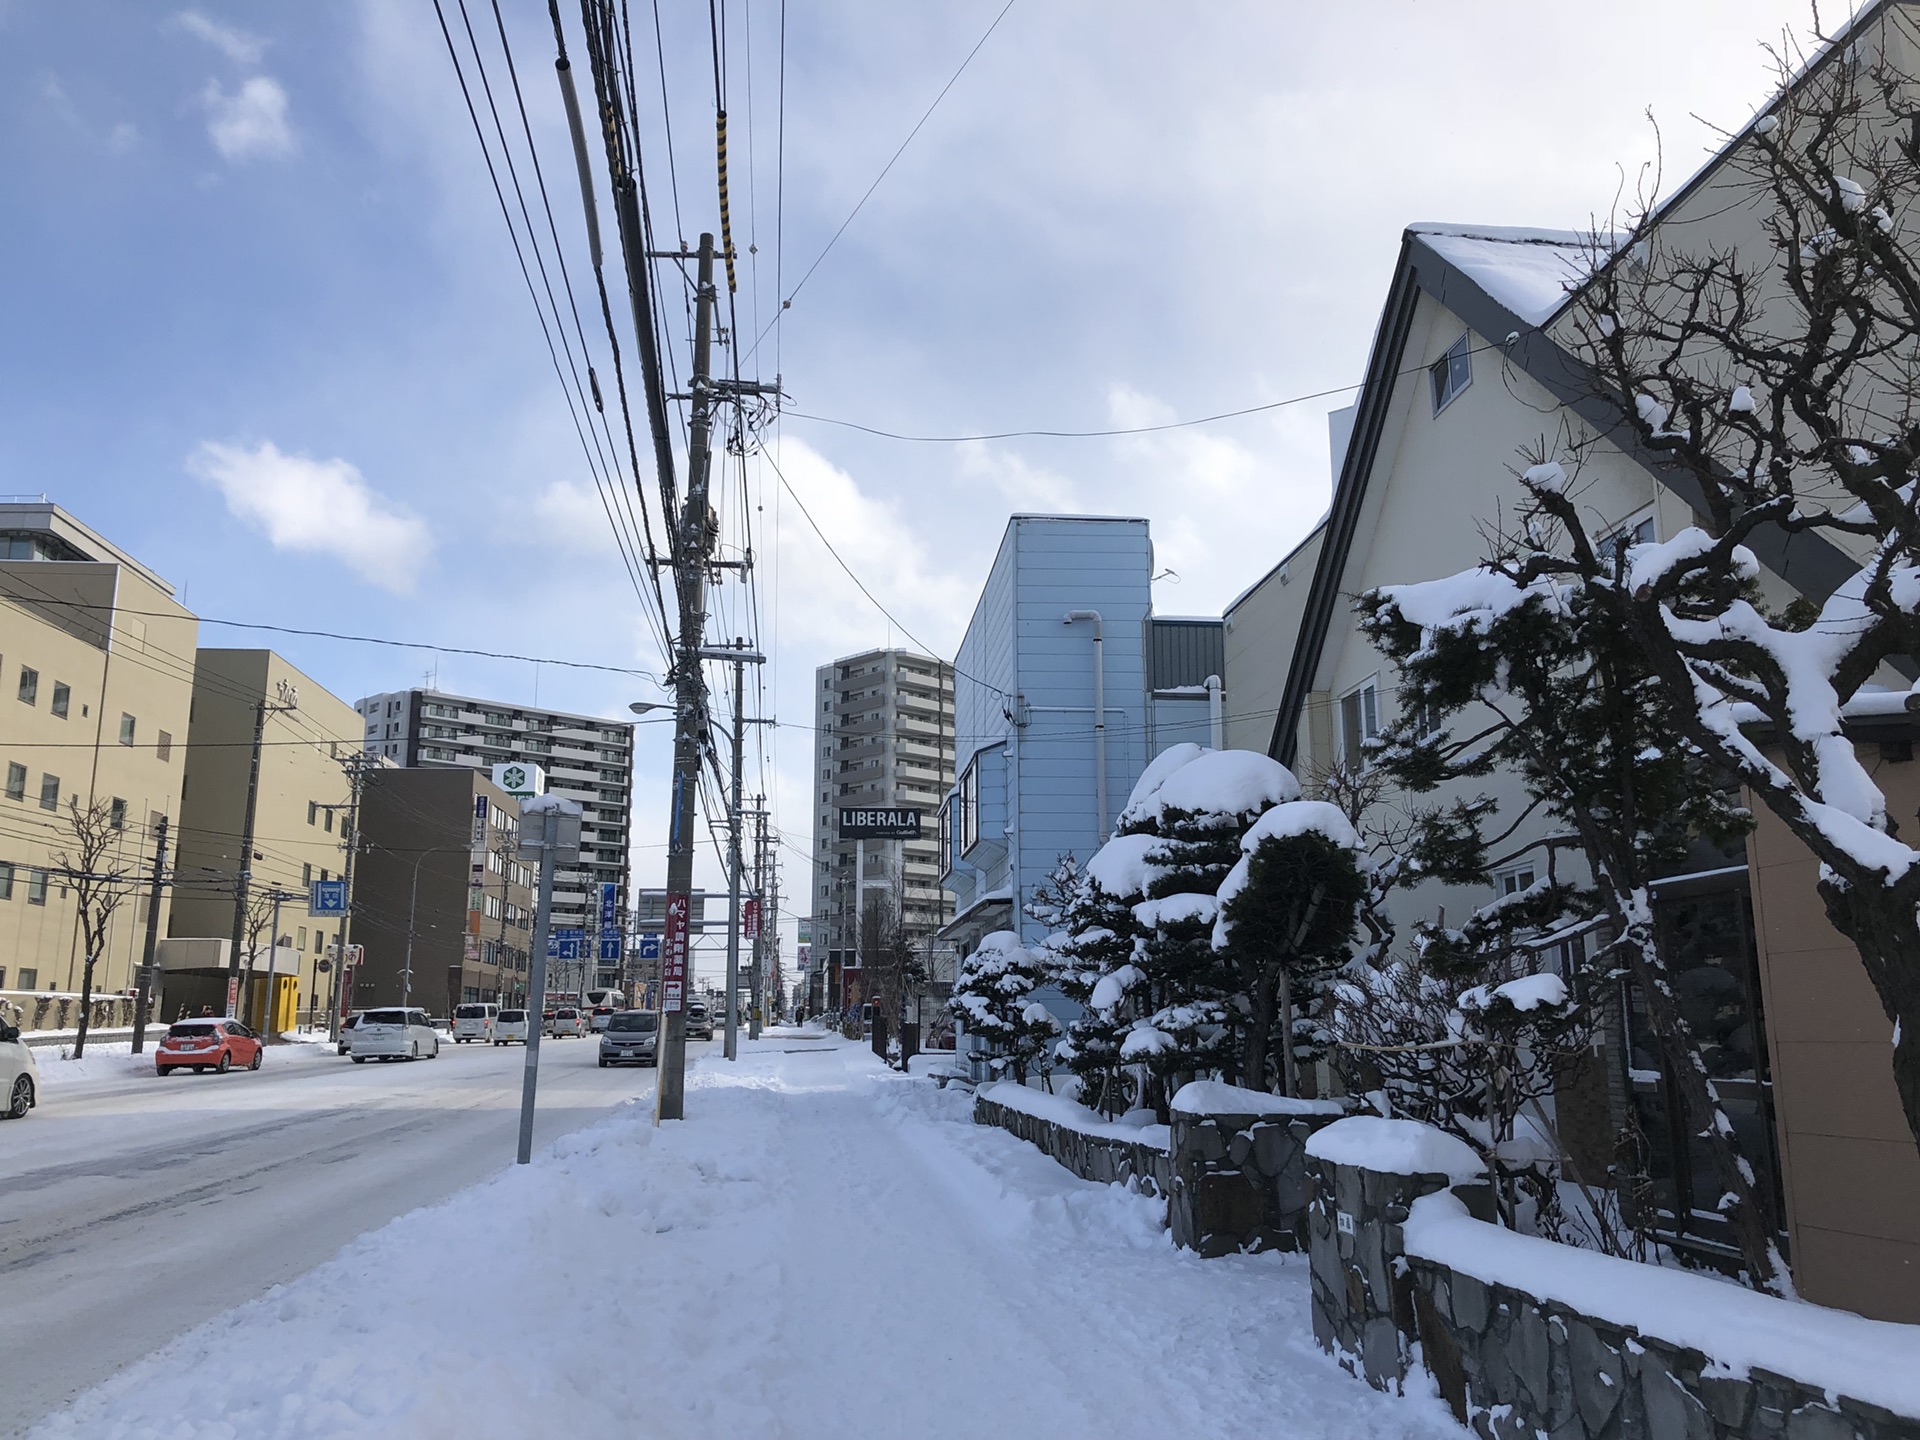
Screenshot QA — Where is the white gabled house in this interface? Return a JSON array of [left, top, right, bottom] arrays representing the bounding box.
[[1229, 3, 1920, 1321]]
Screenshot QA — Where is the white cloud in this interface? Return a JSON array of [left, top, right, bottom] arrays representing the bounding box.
[[201, 76, 294, 161], [189, 440, 433, 592], [174, 10, 266, 65]]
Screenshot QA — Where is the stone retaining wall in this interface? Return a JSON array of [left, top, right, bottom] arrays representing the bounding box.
[[973, 1093, 1173, 1199], [1169, 1108, 1345, 1257], [1304, 1152, 1920, 1440]]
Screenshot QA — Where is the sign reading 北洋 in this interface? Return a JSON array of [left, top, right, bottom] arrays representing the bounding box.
[[491, 761, 547, 799], [599, 881, 618, 929], [309, 879, 347, 916], [838, 807, 922, 840]]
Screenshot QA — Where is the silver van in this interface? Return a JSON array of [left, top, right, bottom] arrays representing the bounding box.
[[453, 1002, 499, 1043]]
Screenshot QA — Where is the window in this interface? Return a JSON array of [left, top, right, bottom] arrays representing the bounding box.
[[39, 773, 60, 811], [324, 808, 334, 833], [1339, 681, 1380, 765], [51, 683, 69, 719], [956, 759, 979, 855], [27, 869, 49, 905], [5, 763, 24, 801], [156, 730, 172, 762], [302, 863, 312, 887], [314, 930, 326, 953], [18, 967, 37, 990], [18, 666, 37, 705], [0, 863, 12, 900], [297, 926, 308, 950], [110, 797, 126, 830], [1495, 864, 1538, 897], [308, 801, 318, 826], [119, 713, 135, 746], [1429, 331, 1472, 413], [1598, 511, 1656, 570]]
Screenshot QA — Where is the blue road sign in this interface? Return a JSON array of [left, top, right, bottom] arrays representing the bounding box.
[[309, 879, 347, 916], [599, 881, 618, 929], [638, 933, 661, 960], [547, 928, 585, 961], [598, 933, 622, 961]]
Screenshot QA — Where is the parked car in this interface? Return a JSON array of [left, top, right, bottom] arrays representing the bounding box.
[[598, 1010, 659, 1067], [452, 1002, 498, 1043], [337, 1012, 363, 1055], [157, 1018, 264, 1076], [493, 1009, 531, 1045], [1, 1015, 39, 1119], [549, 1006, 587, 1038], [348, 1007, 441, 1063], [685, 1000, 714, 1041]]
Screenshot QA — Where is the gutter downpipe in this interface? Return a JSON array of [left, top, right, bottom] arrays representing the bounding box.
[[1063, 611, 1107, 839], [1205, 674, 1223, 750]]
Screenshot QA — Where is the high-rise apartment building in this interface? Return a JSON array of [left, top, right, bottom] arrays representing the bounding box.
[[352, 689, 632, 940], [810, 649, 954, 984]]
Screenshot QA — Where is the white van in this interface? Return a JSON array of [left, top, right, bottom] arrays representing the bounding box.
[[493, 1009, 531, 1045], [348, 1007, 441, 1062], [453, 1002, 499, 1043], [1, 1014, 40, 1119]]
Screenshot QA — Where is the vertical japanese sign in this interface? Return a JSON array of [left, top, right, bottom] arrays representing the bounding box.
[[662, 892, 690, 1012], [742, 898, 760, 939], [599, 880, 619, 930]]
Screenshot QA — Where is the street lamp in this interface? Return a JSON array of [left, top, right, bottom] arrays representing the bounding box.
[[390, 845, 471, 1014], [629, 701, 671, 717]]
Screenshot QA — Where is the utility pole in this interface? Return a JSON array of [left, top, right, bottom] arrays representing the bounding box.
[[654, 233, 720, 1123], [749, 804, 767, 1040], [712, 641, 765, 1061], [516, 795, 581, 1164], [131, 816, 168, 1053], [327, 754, 372, 1043], [225, 682, 297, 1017]]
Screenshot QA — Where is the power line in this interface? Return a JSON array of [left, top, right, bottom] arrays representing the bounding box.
[[742, 0, 1018, 365]]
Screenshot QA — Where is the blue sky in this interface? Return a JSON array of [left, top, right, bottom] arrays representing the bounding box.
[[0, 1, 1827, 946]]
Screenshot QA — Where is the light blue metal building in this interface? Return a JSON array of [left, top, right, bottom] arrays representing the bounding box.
[[937, 516, 1222, 975]]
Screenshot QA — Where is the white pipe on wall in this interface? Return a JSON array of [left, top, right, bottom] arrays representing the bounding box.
[[1063, 610, 1107, 839], [1205, 673, 1223, 750]]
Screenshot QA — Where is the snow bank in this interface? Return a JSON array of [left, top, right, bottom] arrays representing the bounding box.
[[978, 1080, 1171, 1152], [1304, 1116, 1485, 1183], [1456, 973, 1567, 1014], [1085, 832, 1163, 898], [1170, 1081, 1346, 1119], [1404, 1190, 1920, 1418]]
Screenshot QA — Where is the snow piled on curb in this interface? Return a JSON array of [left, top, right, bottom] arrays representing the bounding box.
[[31, 1039, 1463, 1440]]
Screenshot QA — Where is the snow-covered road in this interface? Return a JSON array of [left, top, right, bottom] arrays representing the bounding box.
[[2, 1033, 684, 1437], [27, 1033, 1463, 1440]]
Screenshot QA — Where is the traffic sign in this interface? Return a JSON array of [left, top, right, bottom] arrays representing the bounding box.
[[599, 881, 619, 929], [638, 933, 661, 960], [547, 928, 585, 961], [598, 931, 622, 961], [309, 879, 347, 916]]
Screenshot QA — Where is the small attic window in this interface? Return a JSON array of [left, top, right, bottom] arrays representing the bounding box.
[[1430, 332, 1472, 414]]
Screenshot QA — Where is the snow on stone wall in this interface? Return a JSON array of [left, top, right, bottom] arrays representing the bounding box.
[[973, 1085, 1172, 1200]]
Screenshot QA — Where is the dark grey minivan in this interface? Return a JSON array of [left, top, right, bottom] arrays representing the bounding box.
[[598, 1010, 659, 1068]]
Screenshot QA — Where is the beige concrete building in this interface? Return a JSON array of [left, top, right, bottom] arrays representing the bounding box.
[[0, 502, 197, 1006], [165, 650, 361, 1024]]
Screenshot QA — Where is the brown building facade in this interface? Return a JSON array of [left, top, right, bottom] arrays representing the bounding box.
[[354, 767, 533, 1016]]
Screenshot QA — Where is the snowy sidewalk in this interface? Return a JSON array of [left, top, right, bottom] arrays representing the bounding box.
[[30, 1034, 1464, 1440]]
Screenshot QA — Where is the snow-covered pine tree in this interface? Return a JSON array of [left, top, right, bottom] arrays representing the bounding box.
[[1358, 553, 1783, 1291], [1125, 750, 1302, 1106], [1212, 800, 1371, 1095], [1030, 851, 1140, 1115], [1513, 41, 1920, 1157], [948, 930, 1058, 1086]]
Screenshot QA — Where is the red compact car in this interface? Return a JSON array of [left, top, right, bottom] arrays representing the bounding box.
[[156, 1018, 265, 1076]]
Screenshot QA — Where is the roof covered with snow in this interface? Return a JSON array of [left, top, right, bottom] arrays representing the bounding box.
[[1408, 224, 1603, 328]]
